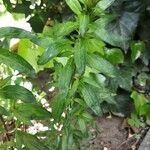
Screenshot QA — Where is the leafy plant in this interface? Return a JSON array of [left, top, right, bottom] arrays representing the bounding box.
[[0, 0, 150, 149]]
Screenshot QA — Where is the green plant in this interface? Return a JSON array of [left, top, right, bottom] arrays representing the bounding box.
[[0, 0, 150, 149]]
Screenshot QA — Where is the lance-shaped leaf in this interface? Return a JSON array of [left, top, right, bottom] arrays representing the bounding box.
[[87, 54, 117, 77], [16, 131, 49, 150], [58, 58, 75, 97], [79, 14, 89, 36], [0, 76, 11, 89], [38, 39, 71, 65], [0, 48, 36, 77], [65, 0, 82, 15], [96, 0, 116, 11], [74, 39, 86, 75], [53, 21, 79, 37], [0, 85, 36, 103], [0, 105, 9, 116], [79, 82, 102, 115], [0, 27, 50, 48], [13, 103, 51, 123]]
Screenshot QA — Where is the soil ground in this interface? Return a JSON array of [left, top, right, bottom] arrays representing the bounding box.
[[82, 116, 148, 150]]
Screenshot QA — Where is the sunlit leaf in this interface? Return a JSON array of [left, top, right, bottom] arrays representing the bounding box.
[[0, 48, 36, 77], [65, 0, 82, 15]]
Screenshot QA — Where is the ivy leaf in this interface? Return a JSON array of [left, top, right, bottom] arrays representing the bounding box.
[[104, 48, 124, 64], [79, 14, 89, 36], [79, 82, 102, 115], [65, 0, 82, 15], [38, 39, 71, 65], [87, 54, 117, 77], [74, 39, 86, 75], [131, 91, 147, 114], [95, 12, 139, 52], [0, 48, 36, 77], [0, 85, 36, 103], [130, 41, 145, 62], [16, 131, 49, 150]]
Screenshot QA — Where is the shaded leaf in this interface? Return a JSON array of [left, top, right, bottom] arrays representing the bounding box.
[[87, 54, 117, 77], [0, 85, 36, 103], [14, 103, 51, 122], [95, 12, 139, 51], [38, 39, 71, 65], [0, 76, 11, 89], [79, 82, 102, 115], [0, 105, 9, 116], [16, 130, 49, 150]]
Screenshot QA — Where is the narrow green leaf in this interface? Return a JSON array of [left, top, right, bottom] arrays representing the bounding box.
[[0, 105, 9, 116], [13, 103, 51, 122], [53, 21, 79, 37], [38, 39, 71, 65], [74, 39, 86, 75], [0, 27, 50, 48], [87, 54, 117, 77], [105, 48, 124, 64], [65, 0, 82, 15], [78, 118, 86, 134], [0, 85, 36, 103], [79, 0, 93, 7], [61, 134, 68, 150], [96, 0, 116, 11], [0, 48, 36, 77], [79, 14, 89, 36], [52, 94, 65, 121], [58, 58, 75, 97], [0, 76, 11, 89], [68, 78, 79, 98], [16, 131, 49, 150], [80, 82, 102, 115]]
